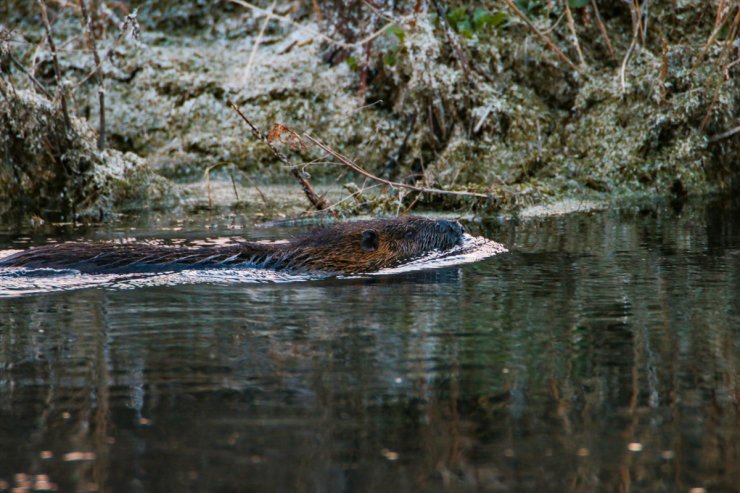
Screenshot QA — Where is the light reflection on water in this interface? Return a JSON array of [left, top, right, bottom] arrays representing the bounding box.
[[0, 201, 738, 493]]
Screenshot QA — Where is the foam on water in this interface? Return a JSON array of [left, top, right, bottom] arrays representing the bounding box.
[[371, 234, 508, 275], [0, 234, 506, 297]]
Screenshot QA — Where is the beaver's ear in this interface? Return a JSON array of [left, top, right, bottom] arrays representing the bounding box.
[[360, 230, 379, 252]]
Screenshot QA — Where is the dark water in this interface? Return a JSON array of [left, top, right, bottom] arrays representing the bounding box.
[[0, 199, 738, 492]]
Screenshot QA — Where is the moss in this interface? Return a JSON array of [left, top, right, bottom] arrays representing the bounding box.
[[0, 89, 175, 221], [2, 1, 737, 218]]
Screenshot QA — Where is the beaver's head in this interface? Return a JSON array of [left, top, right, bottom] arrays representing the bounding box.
[[286, 216, 465, 273]]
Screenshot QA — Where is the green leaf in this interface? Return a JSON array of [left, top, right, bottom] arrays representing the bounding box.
[[456, 19, 473, 39], [569, 0, 589, 8], [346, 55, 358, 71], [386, 25, 405, 43], [447, 7, 468, 27], [472, 8, 507, 30], [383, 52, 397, 67]]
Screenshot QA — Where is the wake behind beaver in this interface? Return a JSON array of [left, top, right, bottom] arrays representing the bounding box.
[[0, 217, 473, 275]]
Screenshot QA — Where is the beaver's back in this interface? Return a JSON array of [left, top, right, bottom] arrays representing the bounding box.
[[0, 242, 254, 273], [0, 217, 465, 274]]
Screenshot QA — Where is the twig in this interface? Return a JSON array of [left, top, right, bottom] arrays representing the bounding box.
[[430, 0, 472, 80], [322, 183, 381, 213], [203, 163, 250, 208], [381, 112, 416, 175], [78, 0, 106, 150], [71, 10, 141, 89], [692, 0, 734, 72], [0, 74, 8, 100], [304, 134, 491, 200], [700, 7, 740, 130], [563, 0, 586, 67], [245, 174, 270, 206], [691, 2, 740, 73], [6, 52, 53, 98], [227, 0, 401, 49], [242, 0, 276, 84], [1, 27, 52, 96], [228, 101, 335, 214], [590, 0, 616, 59], [38, 0, 71, 131], [473, 104, 493, 134], [432, 0, 497, 83], [641, 0, 650, 43], [204, 162, 223, 209], [502, 0, 582, 74], [620, 0, 641, 94], [228, 168, 240, 203], [708, 124, 740, 143]]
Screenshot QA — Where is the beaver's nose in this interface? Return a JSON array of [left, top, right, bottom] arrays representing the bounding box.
[[439, 220, 464, 237]]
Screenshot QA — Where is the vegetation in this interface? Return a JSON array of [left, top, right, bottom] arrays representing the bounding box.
[[0, 1, 737, 221]]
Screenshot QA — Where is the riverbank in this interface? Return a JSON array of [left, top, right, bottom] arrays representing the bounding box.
[[1, 1, 737, 221]]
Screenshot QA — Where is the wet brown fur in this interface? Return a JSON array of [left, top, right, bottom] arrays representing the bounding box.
[[0, 216, 465, 274]]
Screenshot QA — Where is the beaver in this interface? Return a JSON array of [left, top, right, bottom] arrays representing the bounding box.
[[0, 216, 465, 275]]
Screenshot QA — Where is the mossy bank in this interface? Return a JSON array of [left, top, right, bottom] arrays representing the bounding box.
[[1, 0, 737, 221]]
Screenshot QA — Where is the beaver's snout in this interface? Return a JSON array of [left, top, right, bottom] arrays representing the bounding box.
[[438, 219, 464, 239], [435, 219, 465, 245]]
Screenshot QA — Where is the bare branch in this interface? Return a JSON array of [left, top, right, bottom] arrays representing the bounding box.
[[620, 0, 641, 94], [227, 0, 401, 50], [303, 134, 491, 200], [6, 52, 53, 98], [563, 0, 586, 68], [502, 0, 583, 75], [78, 0, 106, 150], [590, 0, 616, 59], [430, 0, 472, 80], [228, 101, 335, 214], [71, 10, 141, 90], [38, 0, 71, 131], [242, 0, 276, 84], [708, 123, 740, 143]]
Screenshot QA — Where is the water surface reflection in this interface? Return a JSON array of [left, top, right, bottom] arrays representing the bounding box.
[[0, 200, 738, 492]]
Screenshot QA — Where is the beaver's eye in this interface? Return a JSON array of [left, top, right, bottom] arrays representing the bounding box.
[[405, 230, 415, 239], [360, 230, 379, 252]]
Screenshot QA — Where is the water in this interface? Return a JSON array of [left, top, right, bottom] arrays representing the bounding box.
[[0, 199, 738, 492]]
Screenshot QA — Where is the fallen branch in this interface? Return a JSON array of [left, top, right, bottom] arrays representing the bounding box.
[[502, 0, 583, 75], [228, 101, 335, 214], [303, 133, 491, 200]]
